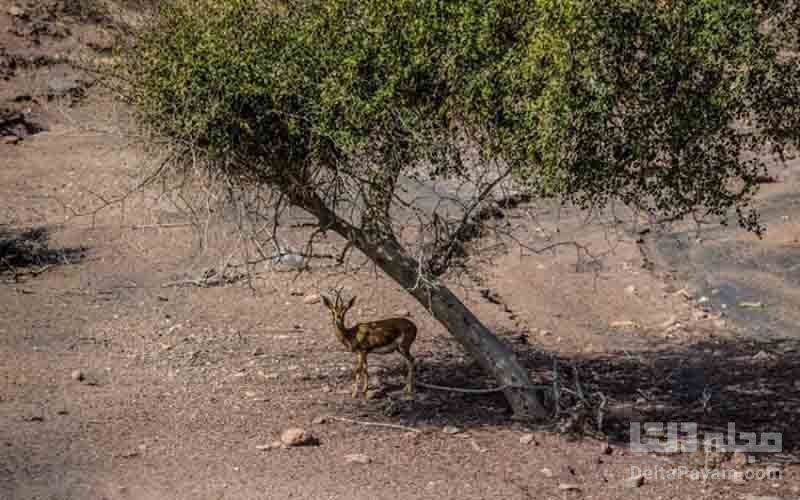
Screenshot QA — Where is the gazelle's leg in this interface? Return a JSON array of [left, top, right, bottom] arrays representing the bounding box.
[[399, 347, 415, 400], [360, 353, 369, 398], [352, 354, 363, 398]]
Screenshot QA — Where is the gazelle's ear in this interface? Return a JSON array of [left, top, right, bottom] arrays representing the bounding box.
[[346, 296, 356, 310], [321, 294, 333, 309]]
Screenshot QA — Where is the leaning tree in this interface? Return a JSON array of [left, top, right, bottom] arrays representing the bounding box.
[[119, 0, 799, 418]]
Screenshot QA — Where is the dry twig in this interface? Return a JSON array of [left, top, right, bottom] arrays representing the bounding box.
[[331, 416, 421, 433]]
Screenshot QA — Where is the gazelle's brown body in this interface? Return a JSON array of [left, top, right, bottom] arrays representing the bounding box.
[[322, 293, 417, 399]]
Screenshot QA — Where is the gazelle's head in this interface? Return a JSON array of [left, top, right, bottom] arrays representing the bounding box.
[[321, 290, 356, 326]]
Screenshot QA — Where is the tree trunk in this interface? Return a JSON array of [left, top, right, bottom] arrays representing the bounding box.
[[298, 191, 549, 419], [366, 237, 549, 419]]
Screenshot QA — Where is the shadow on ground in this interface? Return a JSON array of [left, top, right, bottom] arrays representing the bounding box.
[[329, 336, 800, 455], [0, 225, 87, 280]]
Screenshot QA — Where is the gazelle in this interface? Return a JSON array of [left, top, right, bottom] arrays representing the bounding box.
[[321, 291, 417, 399]]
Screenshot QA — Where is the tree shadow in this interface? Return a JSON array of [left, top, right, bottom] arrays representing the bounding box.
[[0, 225, 87, 280], [330, 335, 800, 455], [544, 337, 800, 454]]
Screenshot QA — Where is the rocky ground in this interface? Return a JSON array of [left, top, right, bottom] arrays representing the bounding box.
[[2, 1, 799, 499]]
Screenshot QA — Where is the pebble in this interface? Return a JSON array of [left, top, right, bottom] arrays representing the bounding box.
[[344, 453, 371, 464], [280, 428, 319, 447], [71, 370, 85, 382], [442, 426, 463, 435], [519, 433, 536, 445], [303, 294, 321, 305]]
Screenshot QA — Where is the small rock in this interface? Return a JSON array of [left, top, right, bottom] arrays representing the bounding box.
[[8, 6, 25, 17], [519, 433, 536, 445], [623, 474, 645, 488], [600, 442, 613, 455], [558, 483, 581, 491], [280, 428, 319, 447], [312, 416, 328, 425], [540, 467, 554, 478], [395, 309, 410, 317], [344, 453, 371, 464], [71, 370, 85, 382], [624, 285, 637, 294], [698, 296, 710, 304], [692, 309, 708, 320], [1, 135, 20, 145], [442, 425, 463, 435], [303, 294, 321, 305], [252, 347, 265, 356]]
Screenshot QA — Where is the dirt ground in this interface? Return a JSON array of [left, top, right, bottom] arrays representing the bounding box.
[[2, 2, 799, 499]]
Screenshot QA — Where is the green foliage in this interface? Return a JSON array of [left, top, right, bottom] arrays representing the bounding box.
[[122, 0, 799, 232]]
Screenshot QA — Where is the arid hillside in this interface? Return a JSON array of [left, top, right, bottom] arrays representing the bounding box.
[[2, 2, 799, 499]]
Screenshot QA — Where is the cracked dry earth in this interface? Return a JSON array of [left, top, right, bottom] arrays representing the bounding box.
[[2, 1, 800, 499]]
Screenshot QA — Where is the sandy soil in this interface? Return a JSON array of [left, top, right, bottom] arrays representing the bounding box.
[[2, 2, 799, 499]]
